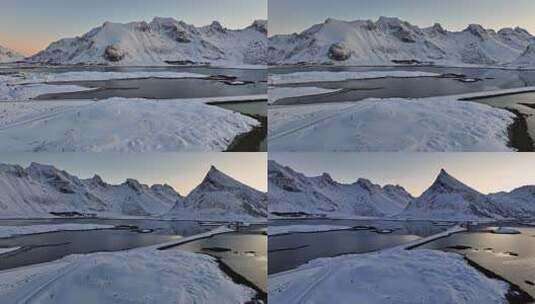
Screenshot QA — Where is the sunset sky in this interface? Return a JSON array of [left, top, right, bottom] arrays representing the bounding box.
[[0, 153, 267, 195], [0, 0, 267, 55], [269, 0, 535, 35], [270, 153, 535, 196]]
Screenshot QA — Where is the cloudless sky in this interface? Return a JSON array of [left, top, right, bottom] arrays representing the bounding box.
[[0, 153, 267, 195], [269, 0, 535, 36], [0, 0, 267, 55], [270, 153, 535, 196]]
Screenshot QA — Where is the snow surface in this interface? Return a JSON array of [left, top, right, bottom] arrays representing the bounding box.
[[268, 225, 351, 236], [0, 97, 258, 152], [0, 247, 20, 255], [269, 95, 515, 152], [0, 247, 255, 304], [492, 227, 521, 234], [268, 16, 534, 67], [268, 87, 341, 104], [22, 71, 207, 83], [268, 160, 412, 217], [269, 249, 509, 304], [268, 70, 439, 85], [28, 18, 267, 66], [0, 224, 114, 238]]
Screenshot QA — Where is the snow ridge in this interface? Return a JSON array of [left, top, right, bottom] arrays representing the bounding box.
[[268, 16, 535, 66]]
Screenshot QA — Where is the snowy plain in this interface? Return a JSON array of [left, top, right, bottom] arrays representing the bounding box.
[[268, 70, 440, 85], [0, 224, 115, 238], [268, 225, 352, 236], [268, 87, 341, 104]]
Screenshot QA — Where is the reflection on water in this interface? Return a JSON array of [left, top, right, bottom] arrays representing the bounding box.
[[419, 226, 535, 298], [268, 219, 449, 274], [270, 66, 535, 105], [0, 219, 210, 271], [174, 231, 267, 293]]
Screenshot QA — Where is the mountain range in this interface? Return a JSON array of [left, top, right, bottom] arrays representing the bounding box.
[[26, 18, 267, 66], [268, 16, 535, 66], [0, 163, 266, 220], [269, 160, 535, 220], [0, 45, 23, 63]]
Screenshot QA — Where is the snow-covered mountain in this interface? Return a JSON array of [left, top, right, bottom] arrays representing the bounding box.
[[28, 18, 267, 66], [0, 163, 266, 220], [166, 166, 267, 220], [511, 41, 535, 67], [401, 169, 535, 220], [268, 160, 412, 217], [0, 45, 24, 63], [268, 16, 535, 66], [0, 162, 181, 218]]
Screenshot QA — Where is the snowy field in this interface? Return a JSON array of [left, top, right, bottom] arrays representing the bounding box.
[[268, 225, 351, 236], [269, 94, 515, 152], [269, 249, 509, 304], [268, 87, 341, 104], [268, 71, 440, 85], [0, 224, 115, 238], [0, 97, 258, 152], [0, 247, 255, 304]]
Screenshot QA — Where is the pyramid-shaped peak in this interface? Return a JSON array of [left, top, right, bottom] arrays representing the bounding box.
[[429, 169, 477, 193], [203, 166, 244, 189]]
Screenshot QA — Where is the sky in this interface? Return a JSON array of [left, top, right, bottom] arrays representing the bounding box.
[[270, 153, 535, 196], [0, 0, 267, 55], [269, 0, 535, 36], [0, 153, 267, 195]]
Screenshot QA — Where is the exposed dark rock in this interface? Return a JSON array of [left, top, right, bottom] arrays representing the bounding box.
[[328, 43, 351, 61], [103, 45, 125, 62]]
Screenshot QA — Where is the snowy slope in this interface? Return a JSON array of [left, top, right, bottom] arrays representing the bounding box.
[[28, 18, 267, 66], [0, 162, 182, 218], [0, 247, 255, 304], [268, 16, 534, 66], [510, 40, 535, 67], [166, 166, 267, 220], [269, 249, 509, 304], [268, 96, 514, 152], [0, 45, 24, 63], [268, 160, 412, 217]]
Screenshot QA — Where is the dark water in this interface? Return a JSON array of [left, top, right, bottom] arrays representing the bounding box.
[[270, 66, 535, 105], [174, 230, 267, 292], [268, 219, 450, 274], [0, 219, 210, 271], [217, 101, 267, 152], [419, 225, 535, 298]]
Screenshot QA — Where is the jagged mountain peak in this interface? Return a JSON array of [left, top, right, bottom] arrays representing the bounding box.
[[427, 169, 479, 194], [0, 45, 24, 63], [202, 165, 245, 188]]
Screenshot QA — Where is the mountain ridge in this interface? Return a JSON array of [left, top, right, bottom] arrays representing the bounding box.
[[268, 16, 535, 66]]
